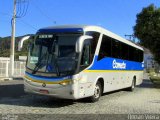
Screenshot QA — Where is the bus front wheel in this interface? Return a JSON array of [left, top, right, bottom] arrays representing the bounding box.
[[89, 81, 102, 102]]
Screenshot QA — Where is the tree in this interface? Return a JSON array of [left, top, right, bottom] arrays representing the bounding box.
[[134, 4, 160, 64], [0, 36, 29, 60]]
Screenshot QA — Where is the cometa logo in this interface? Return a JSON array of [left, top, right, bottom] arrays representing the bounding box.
[[112, 59, 126, 69]]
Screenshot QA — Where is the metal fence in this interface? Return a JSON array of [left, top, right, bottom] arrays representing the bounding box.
[[0, 60, 9, 78], [0, 58, 26, 78], [12, 61, 26, 77]]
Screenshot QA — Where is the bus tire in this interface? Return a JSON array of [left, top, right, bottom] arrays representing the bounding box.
[[89, 81, 102, 102], [128, 79, 136, 91]]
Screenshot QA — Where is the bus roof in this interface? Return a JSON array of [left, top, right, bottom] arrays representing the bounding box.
[[38, 25, 143, 51]]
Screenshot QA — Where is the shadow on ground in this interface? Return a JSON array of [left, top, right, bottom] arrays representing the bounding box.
[[0, 94, 77, 108], [0, 81, 75, 108], [0, 83, 25, 98]]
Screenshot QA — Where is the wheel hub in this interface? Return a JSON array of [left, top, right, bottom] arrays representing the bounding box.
[[94, 85, 100, 98]]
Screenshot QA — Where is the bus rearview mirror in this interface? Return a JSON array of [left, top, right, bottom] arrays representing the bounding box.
[[76, 35, 93, 53], [18, 35, 33, 51]]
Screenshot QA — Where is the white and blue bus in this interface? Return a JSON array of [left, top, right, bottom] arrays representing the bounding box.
[[24, 25, 144, 102]]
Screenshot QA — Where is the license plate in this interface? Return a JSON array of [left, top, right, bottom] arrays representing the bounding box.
[[39, 89, 49, 94]]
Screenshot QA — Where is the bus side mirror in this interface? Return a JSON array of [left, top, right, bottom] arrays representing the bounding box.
[[76, 35, 93, 53], [18, 35, 33, 51]]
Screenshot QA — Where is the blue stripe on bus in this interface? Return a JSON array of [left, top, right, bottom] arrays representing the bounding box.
[[37, 28, 84, 34], [88, 56, 144, 71], [25, 72, 71, 81]]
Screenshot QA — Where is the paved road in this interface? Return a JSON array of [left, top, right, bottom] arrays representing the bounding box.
[[0, 75, 160, 119]]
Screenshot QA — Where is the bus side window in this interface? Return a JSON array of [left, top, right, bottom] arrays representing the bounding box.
[[112, 39, 121, 59], [128, 46, 134, 61], [80, 39, 91, 71], [98, 35, 112, 61], [121, 43, 129, 60], [81, 44, 90, 66], [85, 31, 100, 63], [139, 50, 143, 62]]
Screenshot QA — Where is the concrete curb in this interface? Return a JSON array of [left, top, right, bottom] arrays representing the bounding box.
[[0, 77, 13, 81]]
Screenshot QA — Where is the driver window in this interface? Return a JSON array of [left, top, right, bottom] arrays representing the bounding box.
[[80, 40, 91, 67], [81, 45, 90, 66]]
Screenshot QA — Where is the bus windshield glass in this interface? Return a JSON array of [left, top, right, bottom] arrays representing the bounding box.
[[26, 34, 80, 77]]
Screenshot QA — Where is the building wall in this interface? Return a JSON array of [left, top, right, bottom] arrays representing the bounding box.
[[144, 50, 160, 72]]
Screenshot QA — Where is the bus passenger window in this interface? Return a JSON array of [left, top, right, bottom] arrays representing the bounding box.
[[121, 43, 129, 60], [112, 40, 121, 59]]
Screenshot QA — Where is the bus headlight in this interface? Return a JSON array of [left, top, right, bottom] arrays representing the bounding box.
[[59, 80, 72, 86]]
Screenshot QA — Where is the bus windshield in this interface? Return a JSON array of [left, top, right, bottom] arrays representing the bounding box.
[[26, 34, 80, 77]]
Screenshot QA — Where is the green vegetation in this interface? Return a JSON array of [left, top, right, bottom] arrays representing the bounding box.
[[149, 72, 160, 84], [147, 68, 160, 84], [0, 36, 30, 60], [134, 4, 160, 64]]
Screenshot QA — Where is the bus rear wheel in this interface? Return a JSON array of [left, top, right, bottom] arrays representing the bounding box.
[[89, 81, 102, 102], [128, 79, 136, 91]]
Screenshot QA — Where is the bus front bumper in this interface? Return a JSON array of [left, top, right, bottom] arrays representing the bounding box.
[[24, 79, 79, 100]]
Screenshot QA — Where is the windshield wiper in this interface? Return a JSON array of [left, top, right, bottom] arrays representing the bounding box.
[[32, 52, 47, 74], [32, 53, 60, 77]]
